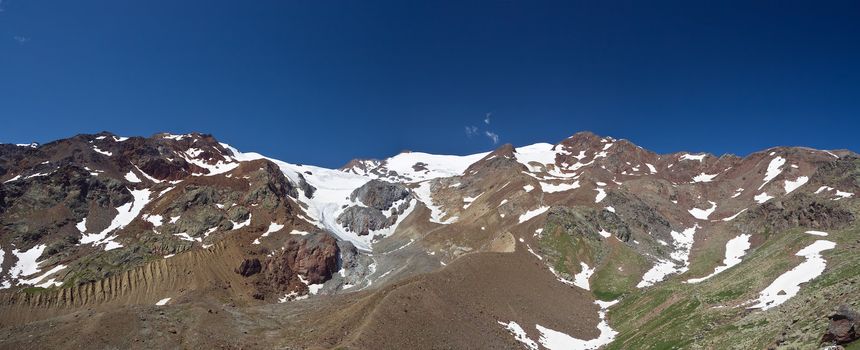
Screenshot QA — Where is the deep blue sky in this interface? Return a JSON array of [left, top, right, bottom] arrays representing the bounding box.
[[1, 1, 858, 167]]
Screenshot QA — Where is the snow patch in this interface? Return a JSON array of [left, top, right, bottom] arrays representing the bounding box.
[[518, 206, 550, 224], [748, 240, 836, 310], [573, 262, 594, 290], [686, 234, 751, 283], [783, 176, 808, 194], [688, 201, 717, 220]]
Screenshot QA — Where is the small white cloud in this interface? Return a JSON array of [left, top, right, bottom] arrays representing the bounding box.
[[485, 131, 500, 144], [484, 112, 492, 125], [13, 36, 30, 44], [464, 126, 478, 137]]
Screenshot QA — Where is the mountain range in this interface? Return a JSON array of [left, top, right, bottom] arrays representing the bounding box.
[[0, 131, 857, 349]]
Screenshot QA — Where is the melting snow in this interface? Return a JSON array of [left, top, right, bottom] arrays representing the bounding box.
[[759, 156, 786, 190], [230, 214, 252, 230], [155, 298, 171, 306], [523, 184, 535, 193], [637, 226, 697, 288], [253, 222, 286, 244], [124, 171, 142, 183], [498, 321, 539, 350], [806, 230, 828, 237], [748, 240, 836, 310], [535, 300, 619, 350], [692, 173, 718, 183], [754, 192, 773, 204], [9, 244, 47, 280], [721, 208, 748, 221], [519, 206, 550, 224], [573, 262, 595, 290], [594, 188, 606, 203], [686, 234, 751, 283], [80, 189, 151, 249], [144, 214, 163, 227], [688, 201, 717, 220], [680, 153, 705, 161], [605, 206, 615, 213], [783, 176, 808, 194], [646, 163, 657, 173], [92, 146, 112, 156], [540, 180, 580, 193]]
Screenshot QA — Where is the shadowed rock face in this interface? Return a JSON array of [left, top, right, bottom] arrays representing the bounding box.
[[235, 258, 262, 277], [821, 305, 860, 346]]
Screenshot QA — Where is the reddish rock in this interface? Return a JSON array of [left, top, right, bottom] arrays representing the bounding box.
[[261, 233, 339, 293], [822, 305, 860, 346]]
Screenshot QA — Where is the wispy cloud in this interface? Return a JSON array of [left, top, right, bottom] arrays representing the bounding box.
[[13, 36, 30, 44], [464, 126, 478, 137], [484, 131, 500, 144], [484, 112, 491, 125]]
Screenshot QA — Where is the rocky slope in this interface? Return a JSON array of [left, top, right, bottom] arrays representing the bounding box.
[[0, 131, 857, 349]]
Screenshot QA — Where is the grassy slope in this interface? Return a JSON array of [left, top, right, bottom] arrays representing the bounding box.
[[605, 217, 860, 349]]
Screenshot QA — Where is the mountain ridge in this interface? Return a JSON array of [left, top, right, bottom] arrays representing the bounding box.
[[0, 130, 858, 349]]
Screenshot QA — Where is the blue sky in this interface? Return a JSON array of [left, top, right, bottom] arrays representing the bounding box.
[[1, 1, 858, 168]]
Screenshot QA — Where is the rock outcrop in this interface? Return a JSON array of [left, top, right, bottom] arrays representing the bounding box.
[[821, 305, 860, 346]]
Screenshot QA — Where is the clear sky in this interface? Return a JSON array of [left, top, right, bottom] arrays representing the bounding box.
[[1, 1, 858, 168]]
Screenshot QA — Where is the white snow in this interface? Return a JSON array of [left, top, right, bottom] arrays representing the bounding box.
[[253, 222, 285, 244], [124, 171, 142, 183], [754, 192, 773, 204], [805, 230, 828, 237], [835, 190, 854, 199], [605, 206, 615, 213], [9, 244, 47, 279], [759, 156, 786, 190], [414, 181, 456, 225], [732, 188, 744, 198], [637, 226, 698, 288], [299, 274, 324, 295], [518, 206, 550, 224], [692, 173, 718, 183], [92, 146, 112, 156], [646, 163, 657, 173], [748, 240, 836, 310], [3, 175, 21, 184], [230, 214, 252, 230], [535, 300, 619, 350], [155, 298, 171, 306], [290, 230, 310, 236], [80, 188, 151, 249], [686, 234, 751, 283], [540, 180, 580, 193], [20, 264, 67, 287], [523, 184, 535, 193], [498, 321, 539, 350], [721, 208, 748, 221], [598, 230, 612, 238], [462, 193, 482, 209], [573, 262, 595, 290], [378, 150, 488, 181], [144, 214, 163, 227], [688, 201, 717, 220], [783, 176, 808, 194], [594, 188, 606, 203], [680, 153, 706, 161]]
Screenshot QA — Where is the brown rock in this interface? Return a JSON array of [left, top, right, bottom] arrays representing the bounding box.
[[821, 305, 860, 345]]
